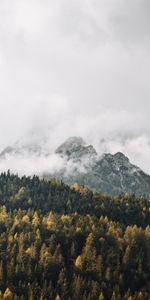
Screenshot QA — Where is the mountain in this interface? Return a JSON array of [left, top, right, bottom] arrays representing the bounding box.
[[1, 136, 150, 197], [56, 136, 97, 163], [53, 136, 150, 197]]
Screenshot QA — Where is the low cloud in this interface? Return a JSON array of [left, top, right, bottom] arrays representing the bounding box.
[[0, 1, 149, 175], [0, 110, 150, 175], [0, 152, 65, 176]]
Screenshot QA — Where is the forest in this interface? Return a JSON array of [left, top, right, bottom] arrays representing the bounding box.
[[0, 172, 149, 299]]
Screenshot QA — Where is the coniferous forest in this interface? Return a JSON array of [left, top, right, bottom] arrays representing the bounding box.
[[0, 172, 149, 299]]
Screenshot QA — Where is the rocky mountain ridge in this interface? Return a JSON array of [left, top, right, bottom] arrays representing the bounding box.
[[53, 137, 150, 196], [1, 136, 150, 196]]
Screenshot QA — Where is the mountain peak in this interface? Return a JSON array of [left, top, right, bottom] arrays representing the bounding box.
[[56, 136, 97, 159], [1, 137, 150, 197], [60, 136, 85, 148], [113, 152, 129, 163]]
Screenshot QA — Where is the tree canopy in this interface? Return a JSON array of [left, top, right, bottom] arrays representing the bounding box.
[[0, 172, 149, 299]]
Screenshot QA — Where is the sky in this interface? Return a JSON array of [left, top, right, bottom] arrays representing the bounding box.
[[0, 0, 150, 173]]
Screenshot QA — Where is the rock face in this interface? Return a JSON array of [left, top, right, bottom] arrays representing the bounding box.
[[1, 136, 150, 196], [56, 136, 97, 161], [54, 137, 150, 197]]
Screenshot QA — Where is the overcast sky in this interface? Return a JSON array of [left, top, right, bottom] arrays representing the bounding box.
[[0, 0, 150, 172]]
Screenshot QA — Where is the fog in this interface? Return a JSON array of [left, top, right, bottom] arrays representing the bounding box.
[[0, 0, 150, 174]]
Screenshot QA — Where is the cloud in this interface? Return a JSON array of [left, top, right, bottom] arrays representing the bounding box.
[[111, 0, 150, 48], [0, 1, 149, 173], [0, 152, 65, 176]]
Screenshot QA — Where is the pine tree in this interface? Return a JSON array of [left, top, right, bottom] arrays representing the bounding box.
[[111, 291, 117, 300], [137, 291, 144, 300], [3, 288, 13, 300], [57, 268, 68, 299], [75, 256, 83, 269], [55, 294, 61, 300], [99, 292, 105, 300]]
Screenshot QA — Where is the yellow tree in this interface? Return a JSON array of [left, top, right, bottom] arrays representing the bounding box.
[[3, 288, 13, 300]]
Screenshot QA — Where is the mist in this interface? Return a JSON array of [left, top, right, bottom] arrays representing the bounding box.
[[0, 0, 150, 174]]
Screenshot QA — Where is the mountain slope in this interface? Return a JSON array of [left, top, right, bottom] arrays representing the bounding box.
[[1, 136, 150, 197], [0, 173, 149, 299], [53, 137, 150, 197]]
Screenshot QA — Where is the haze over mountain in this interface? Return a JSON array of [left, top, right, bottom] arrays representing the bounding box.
[[0, 1, 150, 176], [1, 136, 150, 197], [54, 137, 150, 197]]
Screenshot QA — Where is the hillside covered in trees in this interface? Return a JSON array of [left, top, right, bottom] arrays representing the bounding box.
[[0, 172, 149, 299]]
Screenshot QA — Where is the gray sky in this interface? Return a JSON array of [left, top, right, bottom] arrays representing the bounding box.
[[0, 0, 150, 172]]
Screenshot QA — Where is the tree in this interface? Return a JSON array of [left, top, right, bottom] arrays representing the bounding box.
[[32, 212, 40, 226], [111, 291, 117, 300], [137, 291, 144, 300], [3, 288, 13, 300], [99, 292, 105, 300], [0, 261, 4, 282], [57, 268, 68, 299], [75, 256, 83, 270], [55, 294, 61, 300]]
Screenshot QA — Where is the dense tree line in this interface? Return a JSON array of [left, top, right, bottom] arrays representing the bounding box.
[[0, 172, 149, 227], [0, 172, 149, 299]]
